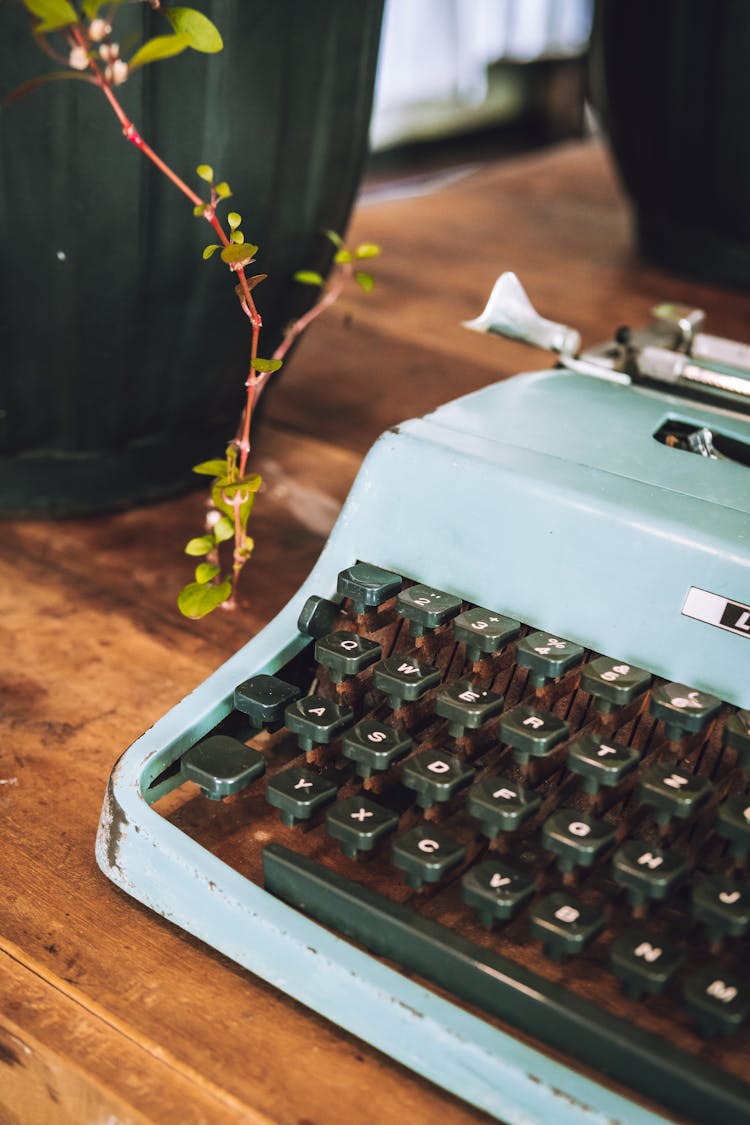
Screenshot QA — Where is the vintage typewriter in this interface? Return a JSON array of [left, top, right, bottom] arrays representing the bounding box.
[[97, 277, 750, 1124]]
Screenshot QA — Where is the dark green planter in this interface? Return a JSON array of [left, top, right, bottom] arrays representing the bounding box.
[[589, 0, 750, 288], [0, 0, 383, 515]]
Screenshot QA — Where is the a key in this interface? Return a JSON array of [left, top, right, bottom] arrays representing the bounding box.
[[297, 594, 340, 640], [529, 893, 603, 960], [391, 824, 466, 889], [612, 841, 687, 908], [396, 584, 462, 637], [401, 748, 475, 808], [284, 695, 354, 752], [541, 810, 615, 873], [500, 705, 569, 766], [341, 719, 412, 779], [609, 930, 683, 999], [461, 859, 535, 926], [649, 683, 721, 740], [467, 773, 541, 837], [372, 654, 441, 707], [452, 607, 520, 662], [684, 968, 750, 1036], [181, 735, 265, 800], [580, 657, 651, 714], [315, 631, 381, 683], [266, 765, 337, 826], [638, 764, 712, 826], [716, 794, 750, 860], [433, 680, 504, 738], [567, 733, 639, 794], [326, 795, 399, 858], [692, 876, 750, 943], [516, 632, 583, 688], [234, 673, 301, 730], [337, 563, 402, 615]]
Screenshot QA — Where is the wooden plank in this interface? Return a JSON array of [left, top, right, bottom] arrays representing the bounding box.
[[3, 140, 748, 1123], [0, 946, 265, 1125], [0, 482, 485, 1123]]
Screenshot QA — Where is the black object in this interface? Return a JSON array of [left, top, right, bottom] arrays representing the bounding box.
[[0, 0, 384, 514], [590, 0, 750, 287], [263, 844, 750, 1121]]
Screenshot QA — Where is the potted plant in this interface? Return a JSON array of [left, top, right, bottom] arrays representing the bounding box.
[[2, 0, 383, 615]]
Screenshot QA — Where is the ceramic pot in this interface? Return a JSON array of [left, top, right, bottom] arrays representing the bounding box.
[[0, 0, 383, 514]]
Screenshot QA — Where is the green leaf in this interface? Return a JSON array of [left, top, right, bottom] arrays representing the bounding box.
[[355, 270, 374, 293], [202, 244, 221, 260], [294, 270, 324, 287], [128, 33, 190, 71], [184, 534, 214, 557], [227, 211, 242, 230], [196, 163, 214, 182], [220, 243, 258, 267], [195, 562, 220, 584], [192, 458, 227, 476], [355, 242, 381, 259], [82, 0, 103, 16], [211, 480, 256, 525], [213, 515, 234, 543], [230, 231, 245, 245], [193, 203, 206, 216], [215, 182, 231, 199], [334, 248, 353, 264], [164, 6, 223, 53], [251, 357, 282, 374], [323, 229, 343, 248], [178, 579, 232, 619], [22, 0, 78, 31]]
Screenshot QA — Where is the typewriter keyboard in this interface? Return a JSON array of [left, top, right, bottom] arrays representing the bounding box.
[[156, 563, 750, 1120]]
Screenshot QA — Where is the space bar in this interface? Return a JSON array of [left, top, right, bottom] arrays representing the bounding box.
[[262, 843, 750, 1125]]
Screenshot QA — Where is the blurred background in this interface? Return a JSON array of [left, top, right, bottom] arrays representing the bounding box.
[[367, 0, 594, 188]]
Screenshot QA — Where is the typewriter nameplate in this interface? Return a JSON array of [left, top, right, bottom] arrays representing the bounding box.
[[682, 587, 750, 639]]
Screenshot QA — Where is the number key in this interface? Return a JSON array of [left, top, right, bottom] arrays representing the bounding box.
[[580, 657, 651, 713], [516, 632, 583, 687], [397, 584, 462, 637], [452, 607, 520, 662]]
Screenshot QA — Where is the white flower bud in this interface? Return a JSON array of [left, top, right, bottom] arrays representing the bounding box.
[[205, 509, 222, 528], [110, 59, 128, 86], [68, 45, 89, 71], [88, 18, 111, 41]]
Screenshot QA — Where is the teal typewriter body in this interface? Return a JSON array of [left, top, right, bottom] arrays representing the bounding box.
[[96, 369, 750, 1124]]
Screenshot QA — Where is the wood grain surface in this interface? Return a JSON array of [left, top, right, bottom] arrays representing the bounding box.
[[1, 141, 748, 1125]]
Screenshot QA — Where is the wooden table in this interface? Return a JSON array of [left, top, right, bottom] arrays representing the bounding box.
[[2, 141, 748, 1124]]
